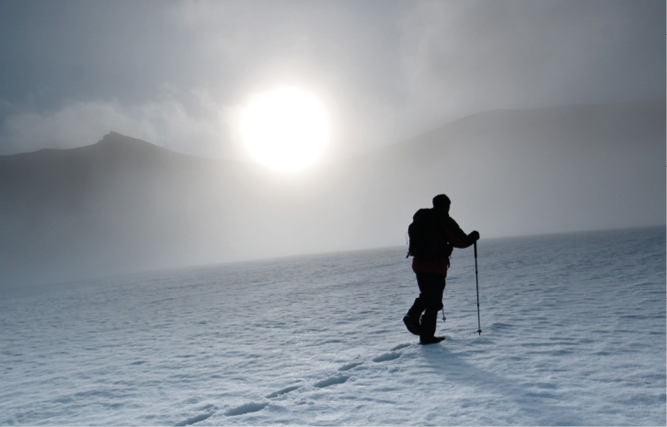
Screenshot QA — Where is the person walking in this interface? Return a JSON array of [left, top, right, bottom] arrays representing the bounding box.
[[404, 194, 479, 344]]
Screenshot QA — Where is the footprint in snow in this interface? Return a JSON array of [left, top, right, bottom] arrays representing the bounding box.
[[174, 412, 213, 426], [266, 385, 300, 399], [313, 375, 349, 388], [225, 402, 268, 417], [338, 361, 363, 372], [372, 352, 401, 363], [391, 343, 412, 351], [259, 346, 404, 409]]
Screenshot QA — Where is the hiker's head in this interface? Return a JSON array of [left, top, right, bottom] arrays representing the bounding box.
[[432, 194, 451, 214]]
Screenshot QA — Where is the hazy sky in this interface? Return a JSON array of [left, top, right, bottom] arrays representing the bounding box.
[[0, 0, 664, 160]]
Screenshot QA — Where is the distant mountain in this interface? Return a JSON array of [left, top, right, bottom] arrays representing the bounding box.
[[326, 99, 666, 239], [1, 100, 664, 286], [0, 132, 267, 286]]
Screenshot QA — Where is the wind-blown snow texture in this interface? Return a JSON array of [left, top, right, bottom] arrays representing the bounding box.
[[1, 227, 664, 426]]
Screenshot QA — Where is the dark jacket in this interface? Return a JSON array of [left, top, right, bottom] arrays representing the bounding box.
[[412, 213, 476, 277]]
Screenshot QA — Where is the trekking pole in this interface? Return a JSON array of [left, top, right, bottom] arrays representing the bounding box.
[[474, 241, 482, 336]]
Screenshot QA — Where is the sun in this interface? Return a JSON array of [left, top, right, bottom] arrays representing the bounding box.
[[240, 87, 329, 172]]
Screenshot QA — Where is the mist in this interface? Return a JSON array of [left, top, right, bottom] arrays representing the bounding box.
[[0, 1, 664, 286], [0, 99, 663, 287]]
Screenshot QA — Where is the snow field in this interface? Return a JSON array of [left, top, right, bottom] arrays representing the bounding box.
[[0, 227, 664, 425]]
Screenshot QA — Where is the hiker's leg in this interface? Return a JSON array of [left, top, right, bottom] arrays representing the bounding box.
[[416, 273, 446, 338], [408, 272, 440, 320], [406, 296, 426, 320], [404, 274, 428, 335]]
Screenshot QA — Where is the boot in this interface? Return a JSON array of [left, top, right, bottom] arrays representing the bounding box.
[[419, 310, 444, 345], [420, 335, 445, 345], [404, 299, 424, 336], [403, 314, 421, 336]]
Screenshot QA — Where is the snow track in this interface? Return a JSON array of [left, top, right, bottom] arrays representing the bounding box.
[[171, 342, 415, 425]]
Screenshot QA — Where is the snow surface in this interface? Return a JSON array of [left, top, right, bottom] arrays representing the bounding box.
[[1, 227, 665, 426]]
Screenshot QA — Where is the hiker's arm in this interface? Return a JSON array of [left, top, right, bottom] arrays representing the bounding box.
[[443, 218, 479, 248]]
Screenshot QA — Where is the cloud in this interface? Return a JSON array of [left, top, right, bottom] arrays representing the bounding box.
[[0, 94, 250, 159], [394, 0, 665, 134], [0, 1, 662, 158], [161, 0, 411, 156]]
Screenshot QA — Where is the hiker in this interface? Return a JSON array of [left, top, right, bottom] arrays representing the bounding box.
[[404, 194, 479, 344]]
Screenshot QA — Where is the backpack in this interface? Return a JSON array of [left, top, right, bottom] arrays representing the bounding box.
[[406, 208, 453, 259]]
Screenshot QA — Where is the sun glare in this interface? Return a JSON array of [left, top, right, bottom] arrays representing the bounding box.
[[240, 88, 329, 172]]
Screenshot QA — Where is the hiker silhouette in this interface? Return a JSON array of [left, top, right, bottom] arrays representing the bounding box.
[[404, 194, 479, 344]]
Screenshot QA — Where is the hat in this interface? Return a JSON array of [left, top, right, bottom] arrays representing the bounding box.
[[432, 194, 451, 210]]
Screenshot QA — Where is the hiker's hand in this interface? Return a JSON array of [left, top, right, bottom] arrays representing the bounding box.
[[469, 231, 480, 241]]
